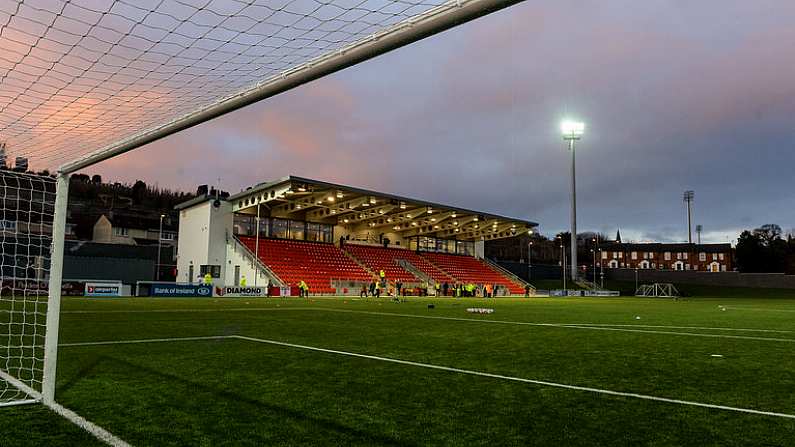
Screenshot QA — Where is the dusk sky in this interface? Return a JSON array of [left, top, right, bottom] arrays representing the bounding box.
[[87, 1, 795, 243]]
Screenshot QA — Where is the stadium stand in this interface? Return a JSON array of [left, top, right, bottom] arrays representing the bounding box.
[[238, 237, 526, 295], [421, 252, 526, 295], [343, 244, 453, 284], [238, 237, 371, 293]]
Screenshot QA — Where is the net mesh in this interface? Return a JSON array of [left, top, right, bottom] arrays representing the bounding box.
[[0, 0, 450, 171], [0, 170, 54, 404]]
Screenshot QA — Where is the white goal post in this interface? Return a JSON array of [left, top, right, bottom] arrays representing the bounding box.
[[0, 171, 60, 407]]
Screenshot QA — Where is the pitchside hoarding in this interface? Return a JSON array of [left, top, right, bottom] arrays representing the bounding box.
[[150, 284, 213, 297], [214, 286, 267, 297], [85, 282, 122, 297]]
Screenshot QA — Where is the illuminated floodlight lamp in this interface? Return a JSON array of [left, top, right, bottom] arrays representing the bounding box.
[[560, 120, 585, 140]]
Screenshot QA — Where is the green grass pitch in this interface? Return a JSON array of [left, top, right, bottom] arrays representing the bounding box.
[[1, 293, 794, 446]]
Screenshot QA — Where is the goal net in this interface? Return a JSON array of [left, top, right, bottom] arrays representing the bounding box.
[[0, 171, 55, 406], [0, 0, 523, 437]]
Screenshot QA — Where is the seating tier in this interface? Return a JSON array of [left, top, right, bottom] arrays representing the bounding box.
[[420, 252, 525, 295], [238, 237, 371, 294]]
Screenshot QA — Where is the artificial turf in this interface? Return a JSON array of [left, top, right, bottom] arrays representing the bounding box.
[[1, 294, 794, 446]]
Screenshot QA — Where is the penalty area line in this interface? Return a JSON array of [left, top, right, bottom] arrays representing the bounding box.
[[59, 335, 235, 347], [312, 308, 795, 342], [232, 334, 795, 420]]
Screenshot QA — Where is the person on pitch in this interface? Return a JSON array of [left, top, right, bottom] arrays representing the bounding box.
[[203, 272, 213, 286], [240, 275, 247, 287]]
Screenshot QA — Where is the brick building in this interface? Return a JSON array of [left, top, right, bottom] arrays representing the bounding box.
[[598, 242, 733, 272]]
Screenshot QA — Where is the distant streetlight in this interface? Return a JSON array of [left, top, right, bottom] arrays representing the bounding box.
[[561, 120, 584, 281], [157, 214, 165, 281]]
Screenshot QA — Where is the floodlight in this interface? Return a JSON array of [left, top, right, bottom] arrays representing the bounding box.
[[560, 120, 585, 139]]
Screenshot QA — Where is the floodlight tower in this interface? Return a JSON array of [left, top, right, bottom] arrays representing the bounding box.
[[696, 224, 702, 244], [561, 120, 585, 280], [684, 190, 695, 244]]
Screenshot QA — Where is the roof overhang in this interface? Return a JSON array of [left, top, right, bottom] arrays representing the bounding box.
[[227, 176, 537, 242]]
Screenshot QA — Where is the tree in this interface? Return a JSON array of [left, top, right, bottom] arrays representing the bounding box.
[[753, 224, 782, 247], [736, 231, 765, 272]]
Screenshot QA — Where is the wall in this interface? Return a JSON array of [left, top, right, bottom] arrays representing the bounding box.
[[496, 261, 564, 280], [605, 268, 795, 289], [64, 256, 153, 284], [176, 199, 233, 283]]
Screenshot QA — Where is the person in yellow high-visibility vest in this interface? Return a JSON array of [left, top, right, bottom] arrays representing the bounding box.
[[203, 273, 213, 286], [434, 282, 440, 296], [240, 275, 247, 287], [298, 280, 309, 298]]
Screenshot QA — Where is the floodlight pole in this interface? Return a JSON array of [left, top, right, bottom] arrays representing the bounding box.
[[684, 190, 694, 244], [567, 137, 578, 281], [561, 244, 567, 292], [42, 173, 69, 405]]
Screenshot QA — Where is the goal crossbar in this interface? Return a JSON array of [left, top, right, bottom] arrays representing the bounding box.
[[58, 0, 523, 174]]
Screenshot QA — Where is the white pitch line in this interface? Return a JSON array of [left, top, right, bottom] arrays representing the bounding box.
[[46, 402, 132, 447], [61, 307, 310, 314], [0, 368, 131, 447], [59, 306, 795, 341], [60, 335, 234, 347], [232, 334, 795, 420], [312, 308, 795, 342], [561, 323, 792, 333], [722, 307, 795, 313]]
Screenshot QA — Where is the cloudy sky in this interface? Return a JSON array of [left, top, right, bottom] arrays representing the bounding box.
[[88, 0, 795, 244]]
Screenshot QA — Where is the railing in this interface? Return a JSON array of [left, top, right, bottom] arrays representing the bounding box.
[[482, 257, 536, 294], [330, 278, 427, 296], [231, 235, 284, 287], [340, 248, 378, 279], [396, 259, 431, 284]]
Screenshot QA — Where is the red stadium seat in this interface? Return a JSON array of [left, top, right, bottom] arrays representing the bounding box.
[[237, 237, 371, 294]]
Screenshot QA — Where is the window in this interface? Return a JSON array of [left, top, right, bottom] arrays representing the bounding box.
[[160, 232, 175, 241], [643, 252, 649, 259], [712, 253, 718, 261], [699, 252, 706, 261], [601, 251, 607, 260], [199, 264, 221, 278], [618, 252, 623, 259], [719, 253, 724, 261], [233, 214, 254, 236], [289, 220, 305, 240], [631, 251, 637, 260], [114, 227, 129, 236], [683, 252, 688, 260], [676, 252, 682, 260], [664, 252, 671, 261], [271, 219, 288, 239]]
